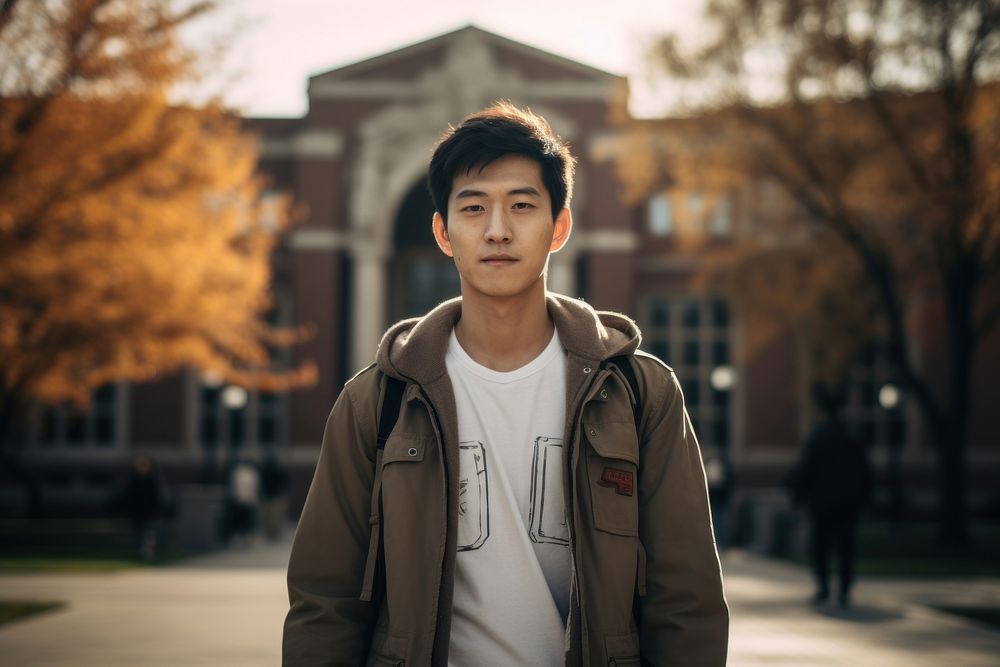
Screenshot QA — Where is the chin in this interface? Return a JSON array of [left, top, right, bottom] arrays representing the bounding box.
[[462, 276, 544, 300]]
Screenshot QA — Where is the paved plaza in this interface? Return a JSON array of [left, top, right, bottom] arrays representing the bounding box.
[[1, 531, 998, 666], [724, 551, 1000, 666]]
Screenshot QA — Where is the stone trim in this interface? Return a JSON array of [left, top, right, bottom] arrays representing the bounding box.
[[261, 130, 343, 159], [288, 228, 349, 251], [310, 79, 612, 101], [576, 229, 639, 252]]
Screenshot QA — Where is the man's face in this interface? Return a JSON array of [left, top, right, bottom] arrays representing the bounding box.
[[432, 154, 571, 302]]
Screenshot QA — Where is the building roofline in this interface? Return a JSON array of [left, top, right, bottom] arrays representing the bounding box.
[[307, 24, 623, 83]]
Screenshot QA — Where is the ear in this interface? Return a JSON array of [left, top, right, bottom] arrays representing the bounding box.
[[550, 207, 572, 253], [432, 211, 453, 257]]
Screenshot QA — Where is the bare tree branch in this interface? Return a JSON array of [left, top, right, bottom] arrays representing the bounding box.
[[0, 1, 106, 181], [738, 100, 949, 433], [861, 76, 937, 197], [0, 0, 20, 36], [962, 0, 998, 88]]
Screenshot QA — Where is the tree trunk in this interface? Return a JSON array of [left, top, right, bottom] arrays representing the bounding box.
[[935, 425, 968, 545], [886, 441, 907, 524], [935, 274, 975, 545]]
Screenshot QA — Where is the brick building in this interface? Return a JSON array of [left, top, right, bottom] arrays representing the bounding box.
[[14, 26, 999, 528]]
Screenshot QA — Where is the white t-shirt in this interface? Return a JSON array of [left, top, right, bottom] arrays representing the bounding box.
[[445, 328, 570, 667]]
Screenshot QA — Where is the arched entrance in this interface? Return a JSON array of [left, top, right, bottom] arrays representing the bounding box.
[[387, 179, 461, 323]]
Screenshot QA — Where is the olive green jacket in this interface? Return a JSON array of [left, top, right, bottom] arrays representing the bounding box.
[[283, 294, 729, 666]]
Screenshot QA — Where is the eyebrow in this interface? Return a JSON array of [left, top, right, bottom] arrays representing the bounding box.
[[454, 186, 543, 199]]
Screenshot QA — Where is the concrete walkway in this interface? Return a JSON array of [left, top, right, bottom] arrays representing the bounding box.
[[0, 532, 293, 667], [1, 533, 998, 666], [724, 550, 1000, 666]]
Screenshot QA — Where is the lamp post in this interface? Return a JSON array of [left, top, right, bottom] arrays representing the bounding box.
[[710, 365, 737, 393], [222, 385, 248, 410], [878, 382, 905, 523], [222, 385, 249, 473], [199, 371, 224, 483], [708, 364, 737, 549]]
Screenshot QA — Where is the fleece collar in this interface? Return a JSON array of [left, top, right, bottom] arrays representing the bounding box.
[[376, 293, 641, 384]]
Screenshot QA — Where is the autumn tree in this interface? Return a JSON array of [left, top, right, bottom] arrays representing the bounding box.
[[625, 0, 999, 543], [0, 0, 316, 509]]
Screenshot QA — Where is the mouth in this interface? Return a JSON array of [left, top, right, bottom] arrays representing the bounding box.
[[481, 255, 518, 267]]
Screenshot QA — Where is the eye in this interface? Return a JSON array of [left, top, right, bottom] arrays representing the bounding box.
[[512, 202, 535, 210], [460, 204, 484, 213]]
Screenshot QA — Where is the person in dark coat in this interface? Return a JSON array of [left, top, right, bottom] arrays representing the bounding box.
[[259, 453, 290, 541], [789, 385, 874, 608], [705, 453, 733, 550], [225, 458, 261, 546], [123, 454, 166, 561]]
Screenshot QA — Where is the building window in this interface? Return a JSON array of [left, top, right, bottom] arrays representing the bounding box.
[[35, 384, 118, 448], [198, 384, 288, 452], [649, 190, 733, 239], [200, 385, 221, 448], [648, 194, 674, 237], [198, 293, 290, 456], [257, 391, 281, 445], [642, 296, 733, 455], [709, 195, 733, 238]]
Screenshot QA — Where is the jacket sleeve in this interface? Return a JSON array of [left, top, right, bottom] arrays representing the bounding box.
[[637, 365, 729, 665], [283, 381, 378, 666]]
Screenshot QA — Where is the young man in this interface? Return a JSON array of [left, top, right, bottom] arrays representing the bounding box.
[[283, 102, 729, 666]]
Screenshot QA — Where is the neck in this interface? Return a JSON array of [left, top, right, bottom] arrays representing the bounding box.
[[454, 285, 553, 372]]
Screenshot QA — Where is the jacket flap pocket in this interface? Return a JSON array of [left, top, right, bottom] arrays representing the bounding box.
[[605, 630, 640, 661], [583, 422, 638, 465], [367, 630, 409, 666], [586, 422, 639, 536], [382, 434, 427, 464]]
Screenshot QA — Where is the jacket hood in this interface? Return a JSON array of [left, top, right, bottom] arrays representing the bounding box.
[[376, 293, 641, 385]]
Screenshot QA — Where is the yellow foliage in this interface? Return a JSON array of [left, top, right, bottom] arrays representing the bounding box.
[[0, 0, 316, 411]]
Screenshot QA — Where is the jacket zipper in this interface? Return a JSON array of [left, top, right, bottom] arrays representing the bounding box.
[[565, 367, 613, 665], [413, 390, 449, 664]]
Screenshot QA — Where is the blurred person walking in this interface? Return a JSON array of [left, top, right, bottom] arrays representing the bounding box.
[[226, 458, 261, 547], [123, 454, 167, 561], [706, 454, 734, 550], [788, 385, 874, 608], [259, 454, 290, 541]]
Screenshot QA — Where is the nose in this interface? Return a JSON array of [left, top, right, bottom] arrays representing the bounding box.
[[483, 207, 512, 244]]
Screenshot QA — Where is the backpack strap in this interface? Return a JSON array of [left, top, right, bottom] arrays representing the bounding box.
[[377, 375, 406, 449], [360, 374, 406, 603], [605, 354, 642, 434]]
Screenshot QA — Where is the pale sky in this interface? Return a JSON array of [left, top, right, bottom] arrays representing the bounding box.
[[182, 0, 708, 118]]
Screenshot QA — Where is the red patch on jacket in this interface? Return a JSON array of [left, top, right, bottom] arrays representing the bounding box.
[[597, 467, 634, 497]]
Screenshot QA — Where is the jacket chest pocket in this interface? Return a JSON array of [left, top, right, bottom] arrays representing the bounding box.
[[584, 421, 639, 536], [380, 433, 431, 505]]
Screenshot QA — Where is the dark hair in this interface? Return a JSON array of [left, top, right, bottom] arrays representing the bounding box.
[[427, 101, 576, 224]]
